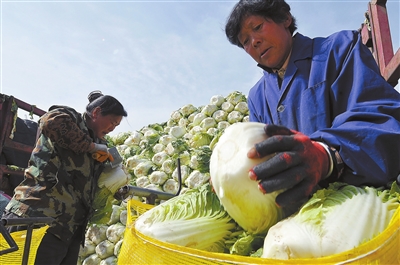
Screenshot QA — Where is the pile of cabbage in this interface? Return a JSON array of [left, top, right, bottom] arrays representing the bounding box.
[[78, 201, 128, 265], [108, 91, 249, 197], [78, 91, 250, 264]]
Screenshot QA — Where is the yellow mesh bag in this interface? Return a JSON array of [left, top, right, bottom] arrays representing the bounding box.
[[0, 225, 49, 265], [118, 199, 400, 265]]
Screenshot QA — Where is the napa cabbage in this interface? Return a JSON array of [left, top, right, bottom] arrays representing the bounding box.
[[134, 184, 237, 253], [262, 182, 400, 259]]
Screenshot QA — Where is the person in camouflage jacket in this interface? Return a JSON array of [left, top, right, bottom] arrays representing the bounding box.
[[2, 91, 127, 265]]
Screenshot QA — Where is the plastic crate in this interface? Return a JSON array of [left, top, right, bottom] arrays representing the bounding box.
[[0, 225, 48, 265]]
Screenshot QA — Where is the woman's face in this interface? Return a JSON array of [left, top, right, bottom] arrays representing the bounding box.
[[90, 107, 122, 139], [238, 15, 293, 69]]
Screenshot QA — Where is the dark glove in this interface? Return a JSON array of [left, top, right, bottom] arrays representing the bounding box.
[[114, 185, 130, 201], [248, 124, 331, 209], [90, 143, 114, 163]]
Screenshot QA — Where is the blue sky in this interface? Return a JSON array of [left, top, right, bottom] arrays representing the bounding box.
[[1, 0, 399, 135]]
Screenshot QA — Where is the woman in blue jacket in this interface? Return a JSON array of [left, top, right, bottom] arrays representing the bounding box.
[[225, 0, 400, 213]]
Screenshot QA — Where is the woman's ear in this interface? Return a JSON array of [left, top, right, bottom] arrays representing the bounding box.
[[284, 13, 293, 28], [91, 106, 101, 120]]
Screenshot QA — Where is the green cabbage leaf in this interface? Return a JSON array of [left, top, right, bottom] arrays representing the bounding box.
[[134, 184, 238, 253]]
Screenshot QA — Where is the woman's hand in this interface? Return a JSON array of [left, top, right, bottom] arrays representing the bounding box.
[[248, 124, 330, 208], [90, 143, 114, 163]]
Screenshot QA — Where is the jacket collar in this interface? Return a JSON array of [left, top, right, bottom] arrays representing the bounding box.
[[257, 32, 313, 73]]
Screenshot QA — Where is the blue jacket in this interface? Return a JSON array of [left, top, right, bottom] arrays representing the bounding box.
[[248, 30, 400, 187]]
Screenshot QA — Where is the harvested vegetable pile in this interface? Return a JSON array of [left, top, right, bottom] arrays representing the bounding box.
[[109, 91, 249, 195], [78, 91, 250, 264]]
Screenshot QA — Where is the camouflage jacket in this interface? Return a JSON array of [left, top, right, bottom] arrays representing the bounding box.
[[6, 105, 106, 243]]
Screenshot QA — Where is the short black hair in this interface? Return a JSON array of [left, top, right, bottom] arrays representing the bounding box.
[[225, 0, 297, 48]]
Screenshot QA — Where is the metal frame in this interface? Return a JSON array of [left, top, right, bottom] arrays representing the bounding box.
[[360, 0, 400, 87], [0, 217, 54, 265], [0, 94, 46, 193]]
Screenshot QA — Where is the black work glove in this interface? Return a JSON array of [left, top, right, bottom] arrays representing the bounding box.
[[114, 185, 129, 201], [248, 124, 331, 211]]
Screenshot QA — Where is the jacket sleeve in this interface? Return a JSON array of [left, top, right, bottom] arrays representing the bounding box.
[[310, 31, 400, 187], [39, 107, 93, 154]]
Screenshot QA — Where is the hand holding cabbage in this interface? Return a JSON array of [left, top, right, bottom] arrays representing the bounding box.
[[248, 124, 331, 211]]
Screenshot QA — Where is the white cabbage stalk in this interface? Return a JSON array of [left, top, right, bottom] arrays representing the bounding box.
[[172, 164, 190, 182], [108, 205, 123, 225], [152, 151, 169, 166], [161, 159, 175, 174], [111, 132, 130, 145], [170, 110, 183, 122], [226, 91, 247, 105], [159, 135, 175, 146], [217, 121, 231, 130], [97, 164, 130, 194], [242, 116, 250, 123], [95, 240, 115, 259], [123, 131, 143, 146], [152, 143, 165, 153], [134, 161, 154, 177], [143, 129, 159, 143], [163, 126, 171, 134], [183, 132, 193, 141], [166, 119, 176, 128], [227, 110, 244, 124], [189, 125, 203, 135], [106, 222, 126, 243], [163, 178, 180, 194], [149, 171, 169, 185], [123, 146, 137, 158], [221, 102, 234, 112], [119, 209, 127, 226], [114, 239, 124, 257], [125, 155, 147, 170], [135, 176, 150, 188], [82, 254, 101, 265], [210, 122, 282, 235], [178, 117, 188, 127], [188, 111, 199, 123], [139, 139, 149, 149], [212, 110, 228, 123], [79, 240, 96, 257], [207, 127, 218, 136], [116, 144, 128, 155], [86, 224, 108, 245], [169, 126, 186, 138], [262, 183, 400, 259], [234, 101, 249, 114], [189, 155, 199, 170], [180, 104, 197, 117], [165, 142, 178, 156], [185, 170, 210, 189], [192, 112, 207, 126], [201, 104, 218, 117], [100, 256, 117, 265], [210, 94, 225, 107], [135, 185, 236, 253], [200, 117, 217, 131]]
